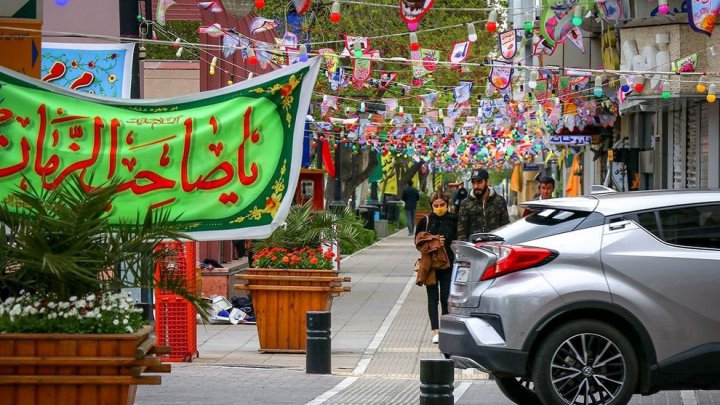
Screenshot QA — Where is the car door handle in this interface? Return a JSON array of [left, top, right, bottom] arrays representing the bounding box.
[[609, 222, 628, 231]]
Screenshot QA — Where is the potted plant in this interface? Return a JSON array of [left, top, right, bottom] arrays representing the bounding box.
[[236, 202, 363, 353], [0, 175, 208, 404]]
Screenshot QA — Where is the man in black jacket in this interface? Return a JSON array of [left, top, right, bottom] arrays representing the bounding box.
[[457, 168, 510, 241], [401, 180, 420, 235]]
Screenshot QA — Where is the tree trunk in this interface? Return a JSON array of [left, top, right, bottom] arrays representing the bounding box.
[[323, 148, 379, 208]]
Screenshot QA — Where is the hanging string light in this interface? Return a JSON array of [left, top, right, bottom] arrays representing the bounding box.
[[486, 10, 497, 33], [330, 1, 341, 23], [634, 77, 645, 92], [697, 75, 707, 93], [528, 70, 539, 89], [572, 6, 583, 27], [661, 81, 671, 99], [658, 0, 670, 15], [524, 15, 534, 33], [409, 33, 420, 51], [247, 47, 258, 64], [209, 56, 217, 75], [708, 84, 717, 103], [467, 23, 478, 42], [594, 75, 603, 97], [299, 44, 308, 62]]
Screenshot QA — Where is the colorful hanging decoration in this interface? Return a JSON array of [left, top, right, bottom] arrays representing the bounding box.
[[292, 0, 312, 14], [343, 35, 369, 56], [453, 81, 473, 104], [321, 94, 339, 117], [597, 0, 624, 22], [249, 17, 279, 34], [540, 0, 589, 47], [498, 30, 521, 59], [489, 60, 513, 90], [220, 0, 255, 18], [222, 31, 240, 58], [532, 36, 557, 56], [377, 71, 397, 92], [198, 23, 226, 38], [416, 92, 439, 110], [155, 0, 176, 25], [672, 54, 698, 73], [449, 40, 471, 69], [399, 0, 435, 31], [352, 56, 372, 90], [198, 1, 223, 13], [382, 98, 398, 118], [559, 26, 585, 53], [419, 49, 440, 73], [688, 0, 719, 35]]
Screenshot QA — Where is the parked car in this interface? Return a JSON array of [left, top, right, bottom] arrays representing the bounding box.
[[440, 189, 720, 405]]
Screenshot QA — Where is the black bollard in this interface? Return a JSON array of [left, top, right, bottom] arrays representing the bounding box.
[[306, 311, 331, 374], [419, 359, 454, 404]]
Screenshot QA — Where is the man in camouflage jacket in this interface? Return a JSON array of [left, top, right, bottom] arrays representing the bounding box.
[[457, 168, 510, 241]]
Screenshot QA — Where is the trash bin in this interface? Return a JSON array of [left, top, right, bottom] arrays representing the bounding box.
[[358, 205, 378, 231]]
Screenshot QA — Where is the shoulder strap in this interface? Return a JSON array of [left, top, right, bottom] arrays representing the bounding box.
[[425, 215, 430, 232]]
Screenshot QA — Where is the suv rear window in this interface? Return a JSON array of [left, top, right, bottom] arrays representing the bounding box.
[[634, 204, 720, 249], [492, 209, 599, 244]]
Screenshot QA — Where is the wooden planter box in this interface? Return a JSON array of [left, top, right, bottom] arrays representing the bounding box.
[[236, 269, 351, 353], [0, 326, 170, 405]]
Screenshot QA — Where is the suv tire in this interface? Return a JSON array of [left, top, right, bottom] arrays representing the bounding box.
[[495, 376, 541, 405], [532, 320, 638, 405]]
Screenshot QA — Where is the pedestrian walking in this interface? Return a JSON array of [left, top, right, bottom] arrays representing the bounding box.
[[523, 176, 555, 217], [457, 168, 510, 241], [415, 191, 457, 344], [401, 180, 420, 235], [451, 185, 468, 214]]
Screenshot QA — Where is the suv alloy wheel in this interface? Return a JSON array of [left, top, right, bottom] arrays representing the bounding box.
[[532, 320, 638, 405], [495, 376, 540, 405]]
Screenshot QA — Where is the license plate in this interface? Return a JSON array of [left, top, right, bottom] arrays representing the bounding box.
[[455, 267, 470, 284]]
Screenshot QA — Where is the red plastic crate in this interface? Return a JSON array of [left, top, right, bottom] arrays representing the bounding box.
[[155, 296, 197, 362], [154, 242, 198, 362], [155, 242, 196, 297]]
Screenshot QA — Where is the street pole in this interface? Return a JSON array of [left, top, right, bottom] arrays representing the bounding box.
[[330, 130, 344, 210]]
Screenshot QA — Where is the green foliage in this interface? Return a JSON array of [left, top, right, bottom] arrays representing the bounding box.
[[146, 20, 201, 60], [254, 201, 366, 254], [340, 228, 377, 256], [0, 175, 209, 323]]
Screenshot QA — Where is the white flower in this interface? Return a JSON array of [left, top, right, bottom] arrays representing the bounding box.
[[113, 319, 119, 325], [125, 325, 134, 333], [58, 302, 69, 309], [75, 300, 87, 308], [69, 296, 77, 302], [29, 307, 38, 315], [122, 318, 128, 325], [87, 294, 96, 302], [47, 302, 57, 309]]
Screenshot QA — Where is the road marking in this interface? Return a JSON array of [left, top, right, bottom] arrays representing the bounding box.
[[454, 381, 472, 403], [305, 275, 416, 404], [305, 377, 359, 405], [680, 390, 698, 405]]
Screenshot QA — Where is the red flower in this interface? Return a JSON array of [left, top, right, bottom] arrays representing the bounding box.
[[310, 257, 318, 265], [88, 61, 95, 69]]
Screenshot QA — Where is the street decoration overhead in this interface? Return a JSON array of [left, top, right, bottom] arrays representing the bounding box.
[[0, 59, 321, 241]]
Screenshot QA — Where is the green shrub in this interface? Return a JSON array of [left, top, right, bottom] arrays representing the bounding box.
[[341, 228, 377, 256]]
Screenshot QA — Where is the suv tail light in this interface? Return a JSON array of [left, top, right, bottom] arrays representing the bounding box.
[[477, 243, 557, 281]]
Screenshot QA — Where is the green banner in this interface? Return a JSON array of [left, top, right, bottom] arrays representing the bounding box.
[[0, 59, 321, 240]]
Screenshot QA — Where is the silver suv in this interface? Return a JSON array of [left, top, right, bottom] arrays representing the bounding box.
[[439, 189, 720, 405]]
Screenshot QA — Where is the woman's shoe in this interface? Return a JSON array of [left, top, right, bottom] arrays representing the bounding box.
[[432, 334, 439, 344]]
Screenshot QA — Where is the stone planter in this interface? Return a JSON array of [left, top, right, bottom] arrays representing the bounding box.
[[236, 269, 351, 353], [0, 326, 170, 405]]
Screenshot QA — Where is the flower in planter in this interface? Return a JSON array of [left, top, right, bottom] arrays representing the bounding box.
[[251, 201, 365, 270], [253, 246, 336, 270], [0, 175, 210, 333]]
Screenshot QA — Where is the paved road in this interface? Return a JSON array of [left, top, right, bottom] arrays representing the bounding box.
[[136, 232, 720, 404]]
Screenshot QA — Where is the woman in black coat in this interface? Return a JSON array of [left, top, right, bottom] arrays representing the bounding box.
[[415, 190, 457, 344]]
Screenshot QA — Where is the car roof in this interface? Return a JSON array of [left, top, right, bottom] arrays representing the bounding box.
[[521, 189, 720, 216]]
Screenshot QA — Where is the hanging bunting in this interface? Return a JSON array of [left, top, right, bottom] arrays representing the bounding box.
[[382, 98, 398, 118], [377, 71, 397, 91], [155, 0, 176, 26], [597, 0, 625, 22], [221, 0, 255, 18], [198, 1, 223, 13], [558, 27, 585, 53], [222, 31, 240, 58], [688, 0, 720, 36], [326, 65, 349, 91], [255, 42, 274, 69], [280, 31, 299, 48], [449, 40, 471, 69], [540, 0, 582, 47], [399, 0, 436, 29], [557, 76, 571, 101], [532, 36, 557, 56], [321, 139, 335, 178], [453, 81, 473, 104], [343, 35, 369, 56], [318, 48, 340, 74], [410, 49, 427, 87], [419, 49, 440, 73], [534, 79, 550, 103], [498, 30, 521, 60], [321, 94, 339, 117], [292, 0, 312, 14], [249, 17, 279, 35], [416, 92, 439, 109], [352, 55, 373, 90], [490, 60, 513, 90]]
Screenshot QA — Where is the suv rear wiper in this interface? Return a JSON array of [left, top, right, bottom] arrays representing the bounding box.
[[470, 233, 504, 243]]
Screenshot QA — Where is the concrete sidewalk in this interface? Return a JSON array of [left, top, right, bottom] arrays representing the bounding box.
[[137, 231, 717, 404]]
